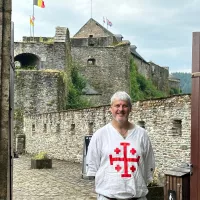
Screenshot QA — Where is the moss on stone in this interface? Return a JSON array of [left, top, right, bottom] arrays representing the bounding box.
[[14, 108, 24, 135], [46, 100, 55, 106]]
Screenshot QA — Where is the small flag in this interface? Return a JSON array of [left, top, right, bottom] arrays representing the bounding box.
[[107, 18, 112, 27], [103, 16, 105, 24], [30, 17, 34, 26], [33, 0, 45, 8]]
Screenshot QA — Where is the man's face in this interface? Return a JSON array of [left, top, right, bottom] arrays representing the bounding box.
[[109, 99, 131, 123]]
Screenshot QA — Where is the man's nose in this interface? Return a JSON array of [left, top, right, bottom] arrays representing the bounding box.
[[118, 106, 123, 110]]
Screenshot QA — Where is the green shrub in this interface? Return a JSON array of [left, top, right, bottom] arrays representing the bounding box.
[[130, 58, 167, 101], [15, 65, 36, 70], [33, 152, 48, 160], [66, 64, 91, 109], [170, 87, 181, 95]]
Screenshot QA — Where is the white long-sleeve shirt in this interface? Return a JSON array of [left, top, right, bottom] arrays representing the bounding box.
[[86, 123, 155, 199]]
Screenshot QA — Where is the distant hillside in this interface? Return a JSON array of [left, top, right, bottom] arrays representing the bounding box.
[[171, 72, 191, 94]]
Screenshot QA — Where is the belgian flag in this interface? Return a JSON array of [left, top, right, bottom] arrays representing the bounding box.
[[33, 0, 45, 8], [30, 16, 34, 26]]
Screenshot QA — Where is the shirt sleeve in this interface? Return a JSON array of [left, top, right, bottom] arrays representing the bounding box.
[[86, 132, 101, 176], [143, 131, 155, 185]]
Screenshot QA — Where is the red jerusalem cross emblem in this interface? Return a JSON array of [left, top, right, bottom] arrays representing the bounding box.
[[109, 142, 140, 177]]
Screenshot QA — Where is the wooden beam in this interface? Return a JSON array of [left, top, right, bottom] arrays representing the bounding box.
[[191, 32, 200, 200], [0, 0, 12, 199]]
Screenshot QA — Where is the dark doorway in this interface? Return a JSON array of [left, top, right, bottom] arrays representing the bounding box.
[[14, 53, 40, 69]]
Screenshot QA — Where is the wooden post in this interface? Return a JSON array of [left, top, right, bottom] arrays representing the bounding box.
[[191, 32, 200, 199], [0, 0, 12, 199]]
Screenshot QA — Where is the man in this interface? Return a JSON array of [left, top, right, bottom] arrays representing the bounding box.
[[86, 91, 155, 200]]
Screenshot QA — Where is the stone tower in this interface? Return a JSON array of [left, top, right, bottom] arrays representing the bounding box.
[[71, 18, 131, 105]]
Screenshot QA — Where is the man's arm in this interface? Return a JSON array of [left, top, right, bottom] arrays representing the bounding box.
[[143, 132, 155, 185], [86, 133, 101, 177]]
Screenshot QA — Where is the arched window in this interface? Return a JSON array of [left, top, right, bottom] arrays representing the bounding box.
[[14, 53, 40, 69]]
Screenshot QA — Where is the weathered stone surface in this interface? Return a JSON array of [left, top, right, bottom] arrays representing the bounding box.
[[14, 70, 65, 137], [14, 22, 172, 108], [71, 44, 130, 105], [24, 94, 191, 177]]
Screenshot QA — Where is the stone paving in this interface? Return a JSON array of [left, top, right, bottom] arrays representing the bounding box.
[[13, 155, 96, 200]]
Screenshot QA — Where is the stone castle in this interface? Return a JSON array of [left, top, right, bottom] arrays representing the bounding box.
[[14, 18, 179, 111], [23, 94, 191, 180], [14, 18, 186, 178]]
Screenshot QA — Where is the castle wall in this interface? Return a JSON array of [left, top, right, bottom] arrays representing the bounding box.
[[14, 42, 66, 70], [150, 62, 169, 92], [53, 42, 66, 69], [14, 70, 65, 135], [71, 36, 115, 47], [71, 44, 131, 105], [14, 42, 54, 69], [131, 55, 170, 93], [14, 26, 173, 106], [132, 55, 152, 79], [24, 95, 191, 175]]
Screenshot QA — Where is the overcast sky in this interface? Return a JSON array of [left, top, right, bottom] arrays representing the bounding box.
[[12, 0, 200, 73]]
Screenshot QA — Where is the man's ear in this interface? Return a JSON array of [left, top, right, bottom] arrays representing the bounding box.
[[109, 107, 112, 112]]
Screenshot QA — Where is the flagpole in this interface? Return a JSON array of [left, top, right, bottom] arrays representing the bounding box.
[[30, 16, 32, 37], [33, 2, 35, 38], [91, 0, 92, 18], [107, 18, 108, 29]]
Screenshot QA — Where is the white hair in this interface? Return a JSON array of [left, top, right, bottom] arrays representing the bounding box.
[[110, 91, 132, 108]]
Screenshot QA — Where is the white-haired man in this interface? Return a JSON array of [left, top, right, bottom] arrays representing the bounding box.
[[86, 91, 155, 200]]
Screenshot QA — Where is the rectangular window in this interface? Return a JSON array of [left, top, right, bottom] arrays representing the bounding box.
[[32, 124, 35, 133], [172, 119, 182, 136], [88, 122, 93, 135], [56, 123, 60, 133], [44, 124, 47, 133], [71, 123, 75, 135]]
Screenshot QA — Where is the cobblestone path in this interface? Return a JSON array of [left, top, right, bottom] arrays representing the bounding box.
[[13, 155, 96, 200]]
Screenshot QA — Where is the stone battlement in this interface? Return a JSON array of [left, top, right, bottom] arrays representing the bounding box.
[[22, 36, 54, 43]]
